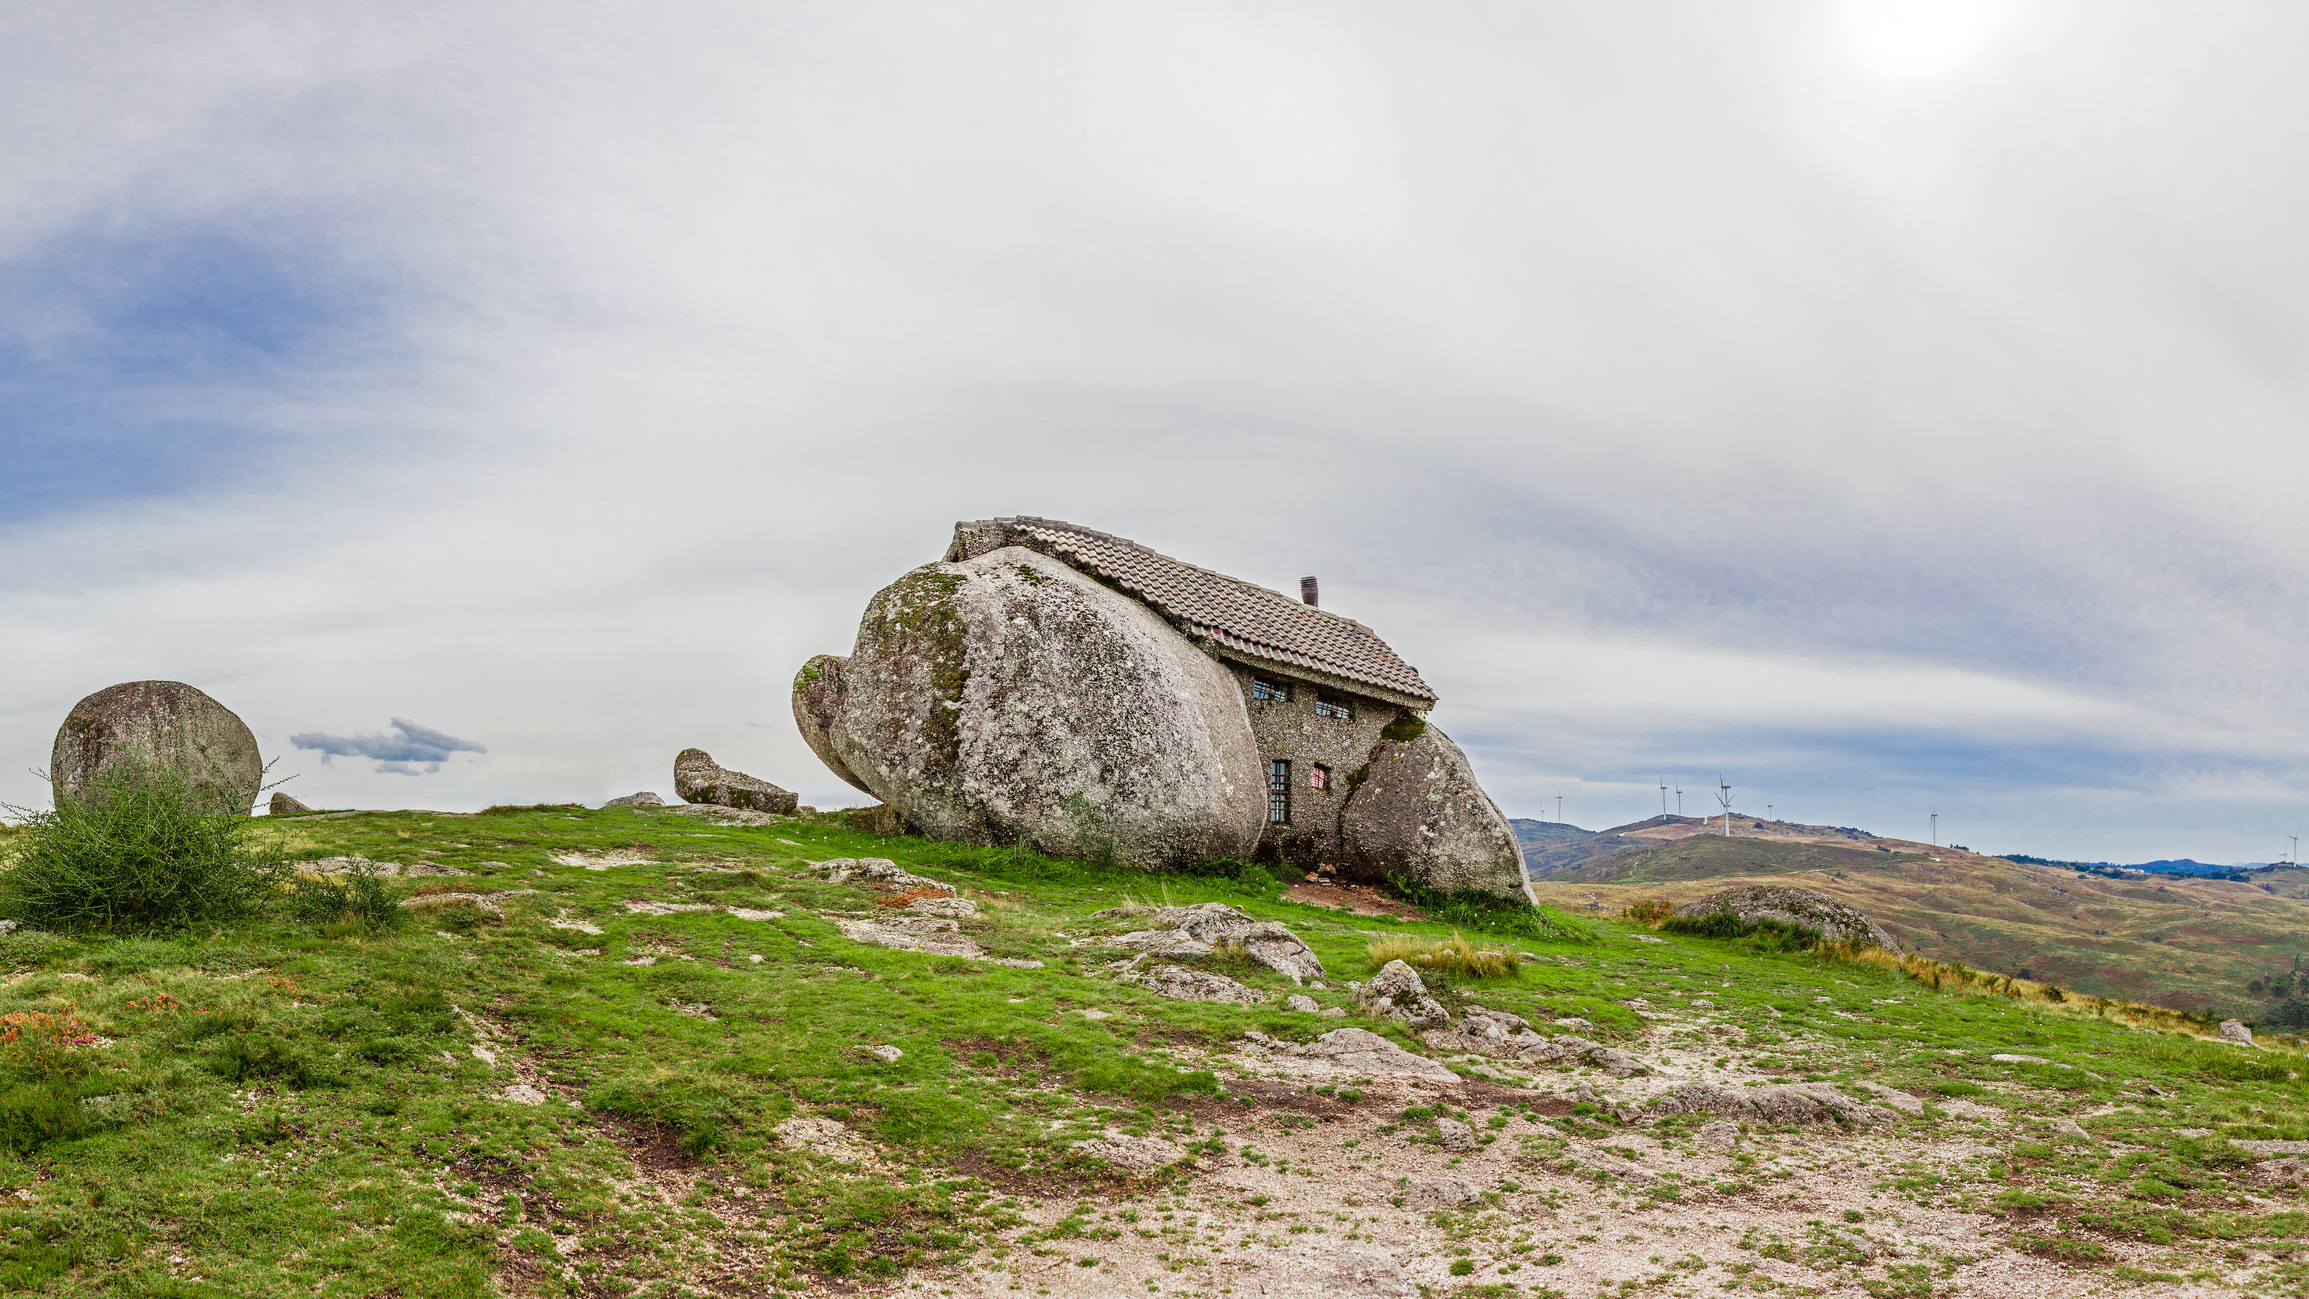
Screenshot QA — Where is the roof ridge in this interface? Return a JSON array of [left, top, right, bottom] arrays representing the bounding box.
[[1000, 517, 1375, 631], [975, 516, 1437, 707]]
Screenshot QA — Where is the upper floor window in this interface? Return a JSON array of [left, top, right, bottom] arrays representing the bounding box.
[[1314, 693, 1354, 720], [1251, 677, 1292, 702], [1310, 764, 1331, 791]]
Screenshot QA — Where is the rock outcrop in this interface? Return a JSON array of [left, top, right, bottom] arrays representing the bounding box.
[[673, 749, 798, 815], [1669, 885, 1900, 950], [1236, 1028, 1459, 1081], [1338, 726, 1531, 901], [795, 548, 1266, 868], [51, 681, 264, 813], [603, 791, 665, 807], [1643, 1080, 1897, 1127], [269, 791, 314, 816], [1353, 959, 1450, 1026], [1131, 964, 1268, 1005], [1093, 902, 1324, 983]]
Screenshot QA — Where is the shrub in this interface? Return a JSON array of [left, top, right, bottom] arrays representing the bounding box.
[[1622, 898, 1675, 926], [1658, 912, 1823, 952], [1380, 876, 1598, 945], [1367, 933, 1522, 979], [0, 762, 287, 934], [283, 859, 408, 933], [0, 1012, 97, 1080]]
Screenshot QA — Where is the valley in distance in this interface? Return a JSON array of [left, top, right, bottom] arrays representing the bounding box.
[[1517, 813, 2309, 1023]]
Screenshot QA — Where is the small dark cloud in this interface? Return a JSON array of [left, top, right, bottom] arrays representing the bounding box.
[[290, 718, 486, 776]]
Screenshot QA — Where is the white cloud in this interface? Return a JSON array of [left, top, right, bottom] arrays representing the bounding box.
[[5, 1, 2309, 860]]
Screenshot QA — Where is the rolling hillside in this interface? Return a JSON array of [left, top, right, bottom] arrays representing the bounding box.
[[1528, 823, 2309, 1020]]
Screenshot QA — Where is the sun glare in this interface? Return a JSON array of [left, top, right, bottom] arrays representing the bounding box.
[[1840, 0, 2003, 80]]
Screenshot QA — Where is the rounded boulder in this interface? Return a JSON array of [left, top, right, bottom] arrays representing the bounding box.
[[50, 681, 263, 812], [1670, 884, 1900, 950], [801, 546, 1265, 868], [1338, 724, 1530, 900]]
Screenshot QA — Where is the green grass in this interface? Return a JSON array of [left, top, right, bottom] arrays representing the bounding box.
[[0, 803, 2304, 1293]]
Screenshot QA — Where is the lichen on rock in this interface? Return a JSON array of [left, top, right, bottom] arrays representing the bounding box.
[[800, 547, 1266, 868], [1669, 885, 1900, 951], [50, 680, 263, 813], [1337, 725, 1530, 901]]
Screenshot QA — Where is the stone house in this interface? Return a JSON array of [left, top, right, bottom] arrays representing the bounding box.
[[945, 517, 1439, 871], [795, 517, 1528, 898]]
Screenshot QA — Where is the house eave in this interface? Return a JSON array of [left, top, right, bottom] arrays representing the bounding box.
[[1200, 644, 1436, 712]]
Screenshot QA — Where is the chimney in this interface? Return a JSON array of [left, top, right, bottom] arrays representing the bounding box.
[[1300, 576, 1319, 608]]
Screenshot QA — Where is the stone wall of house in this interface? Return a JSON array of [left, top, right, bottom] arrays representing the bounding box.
[[1223, 662, 1401, 870]]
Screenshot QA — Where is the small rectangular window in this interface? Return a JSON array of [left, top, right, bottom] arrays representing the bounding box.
[[1267, 760, 1291, 823], [1310, 764, 1330, 791], [1251, 677, 1292, 702], [1314, 693, 1354, 720]]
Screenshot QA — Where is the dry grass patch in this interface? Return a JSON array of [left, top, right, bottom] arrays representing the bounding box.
[[1366, 932, 1521, 979]]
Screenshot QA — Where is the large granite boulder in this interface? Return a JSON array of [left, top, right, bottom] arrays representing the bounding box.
[[792, 654, 871, 794], [1670, 884, 1899, 950], [673, 749, 799, 815], [795, 547, 1265, 869], [51, 681, 263, 812], [1338, 725, 1531, 900]]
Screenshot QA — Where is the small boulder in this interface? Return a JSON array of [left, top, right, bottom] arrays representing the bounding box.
[[673, 748, 799, 815], [1696, 1120, 1738, 1152], [849, 803, 904, 837], [1356, 960, 1450, 1026], [1435, 1118, 1479, 1152], [1311, 1244, 1417, 1298], [1070, 1131, 1188, 1174], [1643, 1081, 1894, 1127], [603, 791, 665, 807], [1669, 885, 1899, 950], [269, 791, 314, 816], [901, 896, 977, 919], [1422, 1007, 1555, 1060], [1286, 994, 1321, 1014], [51, 681, 264, 812], [2220, 1020, 2256, 1046], [864, 1044, 903, 1063], [1132, 964, 1267, 1005], [1402, 1177, 1482, 1210]]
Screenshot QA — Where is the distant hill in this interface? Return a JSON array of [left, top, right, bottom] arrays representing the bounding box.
[[2000, 853, 2268, 879], [1529, 827, 2309, 1019]]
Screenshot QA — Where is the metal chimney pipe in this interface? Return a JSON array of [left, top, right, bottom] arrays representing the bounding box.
[[1300, 576, 1319, 607]]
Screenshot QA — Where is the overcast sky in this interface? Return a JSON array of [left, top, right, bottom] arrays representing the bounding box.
[[6, 0, 2308, 863]]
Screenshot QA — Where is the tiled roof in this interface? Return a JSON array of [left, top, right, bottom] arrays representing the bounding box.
[[952, 517, 1437, 707]]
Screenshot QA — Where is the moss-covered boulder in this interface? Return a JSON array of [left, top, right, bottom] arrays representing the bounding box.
[[794, 547, 1264, 868], [1337, 725, 1530, 900], [672, 748, 798, 815], [1671, 884, 1900, 950], [50, 680, 263, 812]]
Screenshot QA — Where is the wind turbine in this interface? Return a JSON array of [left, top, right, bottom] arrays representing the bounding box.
[[1930, 809, 1939, 848], [1715, 776, 1734, 837], [1675, 786, 1683, 817], [1660, 779, 1668, 819], [2290, 834, 2299, 866]]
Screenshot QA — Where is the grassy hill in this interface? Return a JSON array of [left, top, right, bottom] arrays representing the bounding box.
[[1533, 831, 2309, 1020], [5, 805, 2309, 1295]]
